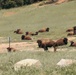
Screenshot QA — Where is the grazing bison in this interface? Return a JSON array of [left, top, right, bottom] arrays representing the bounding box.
[[70, 41, 76, 47], [7, 47, 16, 52], [26, 32, 38, 36], [66, 28, 73, 32], [21, 35, 32, 40], [14, 29, 23, 34], [37, 38, 56, 52], [67, 32, 74, 36], [55, 38, 68, 46], [38, 27, 49, 32]]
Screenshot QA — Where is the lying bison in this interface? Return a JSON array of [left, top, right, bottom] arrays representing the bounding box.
[[66, 28, 73, 32], [14, 29, 23, 34], [37, 38, 56, 52], [38, 27, 49, 32], [7, 47, 16, 52], [26, 32, 38, 36], [55, 38, 68, 46], [67, 32, 74, 36], [21, 35, 32, 40]]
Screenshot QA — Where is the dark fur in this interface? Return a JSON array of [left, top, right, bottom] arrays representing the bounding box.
[[55, 38, 68, 46], [21, 35, 32, 40], [38, 27, 49, 32], [37, 39, 56, 52]]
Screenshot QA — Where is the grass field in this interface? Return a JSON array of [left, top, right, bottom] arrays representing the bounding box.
[[0, 0, 76, 75], [0, 0, 76, 42]]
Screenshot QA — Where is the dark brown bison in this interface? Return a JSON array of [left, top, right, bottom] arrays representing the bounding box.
[[38, 27, 49, 32], [7, 47, 16, 52], [70, 41, 76, 47], [21, 35, 32, 40], [66, 28, 73, 32], [14, 29, 23, 34], [55, 38, 68, 46], [26, 32, 38, 36], [37, 38, 56, 52], [67, 32, 74, 36]]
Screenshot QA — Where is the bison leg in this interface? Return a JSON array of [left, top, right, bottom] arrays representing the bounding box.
[[38, 43, 42, 48], [54, 47, 57, 52], [44, 46, 48, 51]]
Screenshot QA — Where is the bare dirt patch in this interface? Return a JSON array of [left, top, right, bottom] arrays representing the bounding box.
[[55, 0, 68, 4], [0, 36, 76, 53], [3, 11, 16, 17], [0, 42, 38, 53]]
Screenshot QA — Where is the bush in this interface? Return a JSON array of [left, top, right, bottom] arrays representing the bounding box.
[[1, 0, 16, 9], [14, 0, 24, 6]]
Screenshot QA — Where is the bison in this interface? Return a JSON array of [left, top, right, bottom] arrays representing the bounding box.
[[66, 28, 73, 32], [38, 27, 49, 32], [37, 38, 56, 52], [55, 38, 68, 46], [70, 41, 76, 47], [21, 35, 32, 40], [67, 32, 74, 36], [7, 47, 16, 52], [26, 32, 38, 36], [14, 29, 23, 34]]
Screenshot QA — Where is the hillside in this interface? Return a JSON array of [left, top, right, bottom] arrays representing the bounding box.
[[0, 0, 76, 43], [0, 1, 76, 75]]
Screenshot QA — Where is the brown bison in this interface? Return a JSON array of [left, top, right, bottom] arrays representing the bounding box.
[[70, 41, 76, 47], [26, 32, 38, 36], [38, 27, 49, 32], [67, 32, 74, 36], [37, 38, 56, 52], [21, 35, 32, 40], [7, 47, 16, 52], [55, 38, 68, 46], [14, 29, 23, 34], [66, 28, 73, 32]]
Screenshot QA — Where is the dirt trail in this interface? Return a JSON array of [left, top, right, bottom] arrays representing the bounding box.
[[55, 0, 68, 4], [0, 42, 38, 53]]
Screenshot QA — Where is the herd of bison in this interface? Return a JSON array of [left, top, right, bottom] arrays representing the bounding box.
[[7, 26, 76, 52]]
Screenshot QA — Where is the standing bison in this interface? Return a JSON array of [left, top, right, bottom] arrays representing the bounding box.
[[37, 38, 56, 52]]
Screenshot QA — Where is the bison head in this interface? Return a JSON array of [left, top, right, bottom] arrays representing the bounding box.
[[46, 28, 49, 32], [63, 38, 68, 44], [21, 35, 25, 40]]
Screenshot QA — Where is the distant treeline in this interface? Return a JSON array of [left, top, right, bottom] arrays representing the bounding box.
[[0, 0, 43, 9]]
